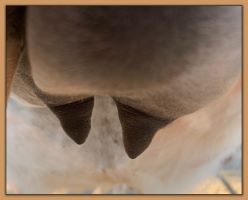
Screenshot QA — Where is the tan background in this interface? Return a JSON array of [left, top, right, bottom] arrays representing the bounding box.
[[0, 0, 247, 199]]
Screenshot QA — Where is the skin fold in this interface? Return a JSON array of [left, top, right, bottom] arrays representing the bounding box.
[[6, 6, 241, 193]]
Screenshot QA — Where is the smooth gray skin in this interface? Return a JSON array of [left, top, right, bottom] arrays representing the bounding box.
[[7, 6, 242, 192], [12, 6, 241, 157], [26, 6, 241, 119]]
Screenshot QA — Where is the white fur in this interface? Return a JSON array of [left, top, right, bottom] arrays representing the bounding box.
[[7, 80, 241, 194], [7, 6, 242, 194]]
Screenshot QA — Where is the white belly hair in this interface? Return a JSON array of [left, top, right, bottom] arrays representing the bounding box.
[[7, 80, 241, 194]]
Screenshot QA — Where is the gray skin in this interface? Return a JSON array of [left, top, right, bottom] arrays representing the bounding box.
[[11, 6, 241, 158], [25, 6, 241, 116]]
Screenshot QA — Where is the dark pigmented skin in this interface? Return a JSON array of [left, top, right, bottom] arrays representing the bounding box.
[[114, 99, 173, 159], [47, 97, 94, 144], [8, 6, 240, 160]]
